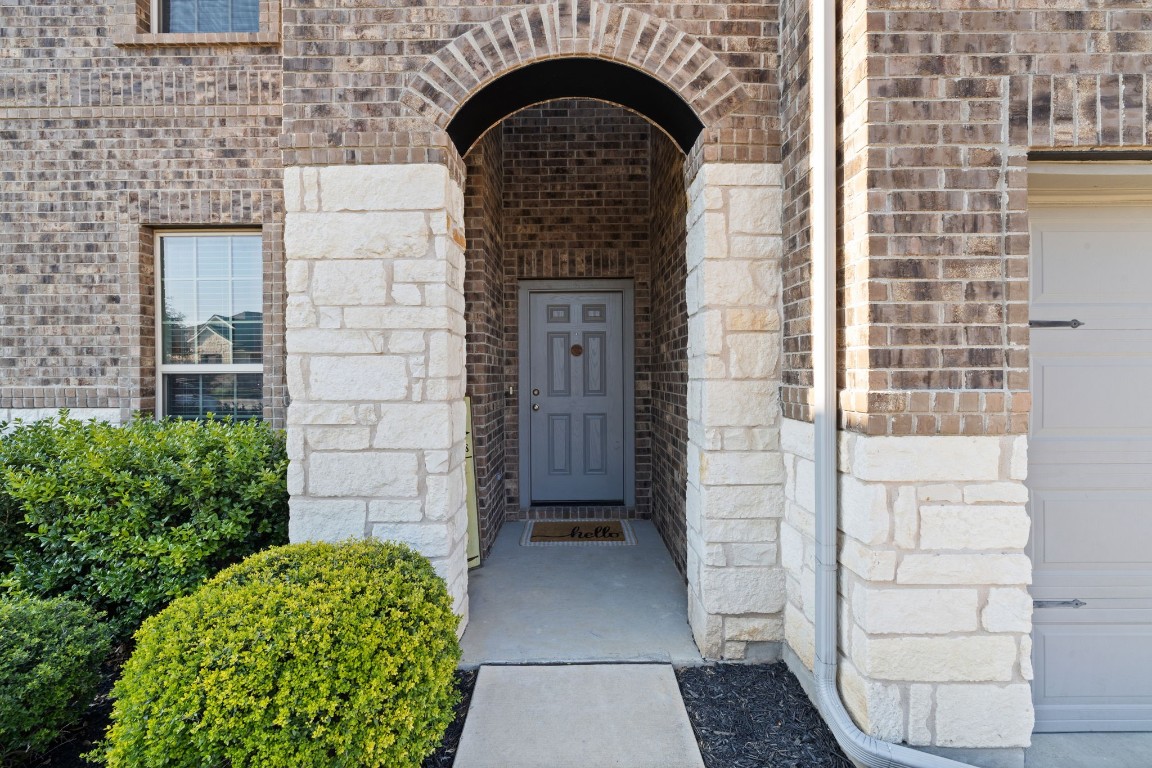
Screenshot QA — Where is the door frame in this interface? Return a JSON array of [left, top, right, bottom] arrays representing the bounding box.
[[517, 279, 636, 509]]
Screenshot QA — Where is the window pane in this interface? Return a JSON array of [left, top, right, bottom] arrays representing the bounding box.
[[160, 234, 263, 365], [165, 373, 263, 421], [162, 0, 259, 33]]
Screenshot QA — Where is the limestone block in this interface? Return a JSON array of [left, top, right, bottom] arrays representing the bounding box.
[[839, 662, 904, 742], [781, 522, 804, 575], [917, 484, 963, 503], [1020, 635, 1034, 681], [700, 380, 775, 426], [982, 588, 1033, 633], [373, 403, 453, 449], [287, 329, 381, 355], [897, 554, 1032, 585], [316, 164, 450, 212], [699, 450, 785, 486], [727, 186, 784, 236], [307, 356, 407, 402], [729, 233, 783, 261], [920, 505, 1030, 550], [934, 684, 1034, 747], [851, 586, 978, 635], [697, 483, 784, 520], [851, 436, 1002, 482], [370, 522, 453, 558], [288, 402, 359, 425], [702, 162, 782, 188], [703, 517, 778, 545], [705, 543, 726, 566], [285, 211, 430, 262], [725, 615, 784, 642], [687, 308, 726, 357], [287, 460, 305, 495], [839, 475, 890, 546], [305, 426, 371, 452], [390, 283, 423, 305], [839, 538, 897, 582], [286, 295, 316, 328], [727, 333, 779, 380], [793, 455, 815, 514], [700, 565, 786, 614], [424, 471, 466, 521], [428, 331, 465, 378], [727, 541, 778, 566], [311, 260, 389, 306], [699, 260, 778, 308], [784, 605, 816, 671], [288, 499, 367, 542], [1009, 436, 1028, 481], [858, 635, 1018, 682], [307, 451, 419, 498], [393, 259, 450, 284], [726, 307, 778, 332], [781, 418, 815, 461], [343, 306, 451, 331], [893, 486, 918, 549], [367, 500, 424, 522], [689, 590, 725, 659], [962, 482, 1029, 504], [785, 500, 816, 538], [387, 330, 427, 353], [907, 684, 934, 745]]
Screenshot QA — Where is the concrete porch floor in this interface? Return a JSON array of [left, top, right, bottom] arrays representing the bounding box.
[[460, 520, 702, 666]]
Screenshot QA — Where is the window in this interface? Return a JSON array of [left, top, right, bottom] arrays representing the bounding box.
[[157, 232, 263, 420], [157, 0, 258, 33]]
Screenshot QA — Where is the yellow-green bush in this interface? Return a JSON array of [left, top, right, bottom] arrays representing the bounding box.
[[0, 596, 113, 761], [0, 412, 288, 638], [99, 540, 461, 768]]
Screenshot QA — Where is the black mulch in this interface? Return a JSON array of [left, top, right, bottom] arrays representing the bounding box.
[[676, 663, 853, 768], [422, 668, 478, 768]]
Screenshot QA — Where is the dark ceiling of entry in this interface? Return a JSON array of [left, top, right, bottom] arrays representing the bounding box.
[[449, 58, 704, 155]]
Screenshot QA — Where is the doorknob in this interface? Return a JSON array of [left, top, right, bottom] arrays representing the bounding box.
[[532, 403, 540, 411]]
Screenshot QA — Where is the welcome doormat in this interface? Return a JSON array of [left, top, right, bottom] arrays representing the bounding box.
[[521, 520, 637, 547]]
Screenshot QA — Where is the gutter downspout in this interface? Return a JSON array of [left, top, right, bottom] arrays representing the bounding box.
[[808, 0, 972, 765]]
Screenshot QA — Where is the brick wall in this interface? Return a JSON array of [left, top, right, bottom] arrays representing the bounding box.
[[0, 1, 286, 424], [649, 134, 690, 575], [783, 0, 1152, 437], [464, 128, 508, 555], [279, 0, 781, 167]]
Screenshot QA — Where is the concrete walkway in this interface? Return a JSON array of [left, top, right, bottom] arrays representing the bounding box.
[[454, 664, 706, 768], [460, 520, 702, 665]]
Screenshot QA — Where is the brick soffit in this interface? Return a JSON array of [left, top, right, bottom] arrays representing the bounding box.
[[400, 0, 751, 146]]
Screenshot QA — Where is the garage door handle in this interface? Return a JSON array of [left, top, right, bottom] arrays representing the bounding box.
[[1033, 599, 1086, 608], [1029, 319, 1083, 329]]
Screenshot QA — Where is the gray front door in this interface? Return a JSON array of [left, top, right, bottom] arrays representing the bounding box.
[[524, 289, 628, 503]]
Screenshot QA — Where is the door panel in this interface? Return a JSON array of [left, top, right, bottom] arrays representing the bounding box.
[[527, 290, 626, 503], [1029, 205, 1152, 732]]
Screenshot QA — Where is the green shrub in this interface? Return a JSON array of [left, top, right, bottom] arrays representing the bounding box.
[[0, 596, 113, 761], [0, 412, 288, 637], [100, 540, 461, 768]]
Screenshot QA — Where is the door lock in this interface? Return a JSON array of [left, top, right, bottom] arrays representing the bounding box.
[[532, 388, 540, 396], [532, 403, 540, 411]]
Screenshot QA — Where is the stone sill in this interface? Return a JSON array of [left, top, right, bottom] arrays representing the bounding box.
[[113, 32, 280, 47]]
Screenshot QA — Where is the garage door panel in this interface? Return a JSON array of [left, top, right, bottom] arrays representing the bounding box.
[[1029, 201, 1152, 732]]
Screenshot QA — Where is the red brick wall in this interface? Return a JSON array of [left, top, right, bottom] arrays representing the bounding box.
[[0, 2, 285, 424], [464, 128, 508, 555], [648, 132, 690, 576]]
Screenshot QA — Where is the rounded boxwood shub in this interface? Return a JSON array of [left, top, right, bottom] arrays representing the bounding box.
[[100, 540, 462, 768]]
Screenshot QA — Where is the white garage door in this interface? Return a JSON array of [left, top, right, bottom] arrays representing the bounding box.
[[1029, 204, 1152, 732]]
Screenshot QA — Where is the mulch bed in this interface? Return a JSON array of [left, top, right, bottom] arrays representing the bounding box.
[[676, 662, 853, 768], [422, 668, 478, 768]]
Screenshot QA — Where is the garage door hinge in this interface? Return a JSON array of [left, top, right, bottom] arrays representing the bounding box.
[[1033, 599, 1087, 608]]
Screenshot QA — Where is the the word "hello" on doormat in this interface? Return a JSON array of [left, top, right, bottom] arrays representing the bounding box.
[[521, 520, 637, 547]]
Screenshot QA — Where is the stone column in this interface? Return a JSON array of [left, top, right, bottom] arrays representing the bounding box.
[[283, 164, 470, 624], [684, 163, 786, 660]]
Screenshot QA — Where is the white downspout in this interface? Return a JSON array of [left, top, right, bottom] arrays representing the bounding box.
[[808, 0, 972, 764]]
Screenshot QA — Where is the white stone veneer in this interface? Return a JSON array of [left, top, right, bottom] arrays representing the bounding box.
[[684, 162, 786, 660], [283, 164, 470, 625], [781, 417, 1034, 748]]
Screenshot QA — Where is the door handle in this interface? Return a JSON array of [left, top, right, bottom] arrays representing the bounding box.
[[1029, 319, 1084, 328]]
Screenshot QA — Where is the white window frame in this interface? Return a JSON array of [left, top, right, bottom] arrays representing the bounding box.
[[154, 229, 264, 419]]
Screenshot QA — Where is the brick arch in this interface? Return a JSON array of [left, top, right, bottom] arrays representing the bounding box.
[[400, 0, 749, 147]]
